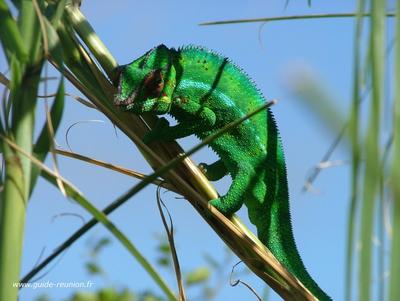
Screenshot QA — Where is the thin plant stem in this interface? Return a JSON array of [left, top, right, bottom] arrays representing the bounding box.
[[200, 12, 395, 26]]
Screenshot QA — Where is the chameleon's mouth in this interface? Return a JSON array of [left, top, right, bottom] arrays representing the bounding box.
[[114, 90, 138, 107]]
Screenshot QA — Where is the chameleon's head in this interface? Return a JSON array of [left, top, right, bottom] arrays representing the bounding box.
[[114, 44, 173, 113]]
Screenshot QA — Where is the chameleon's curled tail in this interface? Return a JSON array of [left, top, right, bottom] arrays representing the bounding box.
[[248, 112, 331, 301]]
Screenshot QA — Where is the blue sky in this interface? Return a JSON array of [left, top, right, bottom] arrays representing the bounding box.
[[1, 1, 392, 300]]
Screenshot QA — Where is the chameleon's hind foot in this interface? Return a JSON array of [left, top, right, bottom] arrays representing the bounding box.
[[198, 160, 228, 181], [209, 198, 237, 216]]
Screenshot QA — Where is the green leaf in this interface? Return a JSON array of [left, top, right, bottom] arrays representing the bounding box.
[[359, 0, 385, 300], [8, 56, 23, 115], [287, 69, 344, 134], [30, 78, 65, 195], [68, 289, 136, 301], [359, 0, 386, 300], [64, 6, 118, 81], [199, 13, 396, 26], [138, 292, 163, 301], [99, 288, 119, 301], [185, 267, 210, 286], [18, 0, 42, 64], [155, 236, 171, 266], [33, 79, 65, 157], [91, 237, 111, 255], [35, 294, 50, 301], [389, 2, 400, 301], [45, 0, 67, 26], [156, 257, 170, 267], [345, 0, 365, 300], [0, 88, 7, 136], [85, 262, 103, 276], [157, 242, 171, 254], [70, 292, 98, 301], [43, 15, 64, 66], [0, 0, 27, 63], [116, 289, 136, 301]]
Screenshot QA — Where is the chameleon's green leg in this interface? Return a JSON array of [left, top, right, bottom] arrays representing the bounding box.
[[120, 94, 173, 116], [209, 168, 251, 215], [199, 160, 228, 181]]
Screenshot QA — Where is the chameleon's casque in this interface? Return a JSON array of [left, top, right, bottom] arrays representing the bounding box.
[[115, 44, 331, 300]]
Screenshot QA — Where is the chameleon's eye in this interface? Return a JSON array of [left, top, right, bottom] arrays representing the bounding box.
[[142, 69, 164, 99]]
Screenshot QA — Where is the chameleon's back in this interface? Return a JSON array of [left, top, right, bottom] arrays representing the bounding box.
[[175, 46, 268, 146]]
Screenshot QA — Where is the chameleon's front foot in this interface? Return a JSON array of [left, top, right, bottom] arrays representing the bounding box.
[[142, 117, 170, 144]]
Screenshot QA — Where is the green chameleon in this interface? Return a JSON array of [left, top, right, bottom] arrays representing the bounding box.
[[114, 44, 331, 300]]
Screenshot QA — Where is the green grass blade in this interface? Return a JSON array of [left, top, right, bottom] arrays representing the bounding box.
[[359, 1, 385, 300], [45, 0, 67, 26], [0, 72, 11, 135], [345, 0, 365, 300], [389, 2, 400, 301], [56, 22, 110, 104], [0, 90, 6, 136], [43, 13, 63, 63], [0, 141, 26, 301], [65, 6, 118, 81], [1, 59, 42, 301], [0, 0, 27, 63], [0, 2, 44, 299], [17, 0, 42, 65], [30, 78, 65, 195], [28, 0, 65, 67], [33, 79, 65, 158], [287, 72, 345, 135], [199, 12, 395, 26]]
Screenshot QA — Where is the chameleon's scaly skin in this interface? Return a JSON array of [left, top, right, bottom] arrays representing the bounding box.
[[115, 45, 331, 300]]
